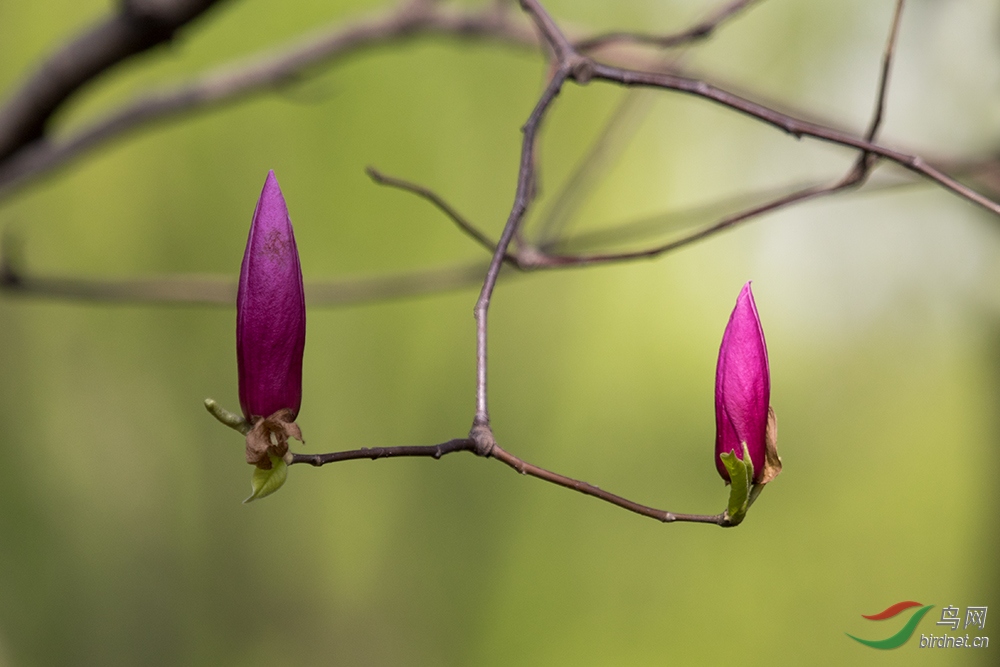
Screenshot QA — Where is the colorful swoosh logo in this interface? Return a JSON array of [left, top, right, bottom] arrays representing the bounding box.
[[847, 601, 934, 649]]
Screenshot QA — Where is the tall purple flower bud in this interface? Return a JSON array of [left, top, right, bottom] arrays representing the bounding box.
[[714, 282, 779, 485], [237, 170, 305, 469]]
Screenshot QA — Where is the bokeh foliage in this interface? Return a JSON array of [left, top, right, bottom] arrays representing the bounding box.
[[0, 0, 997, 665]]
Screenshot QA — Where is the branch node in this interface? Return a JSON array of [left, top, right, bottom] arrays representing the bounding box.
[[469, 422, 496, 457], [512, 244, 545, 269], [570, 57, 594, 85]]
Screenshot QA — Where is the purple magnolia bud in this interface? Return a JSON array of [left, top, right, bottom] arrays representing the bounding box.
[[237, 170, 306, 469], [714, 282, 770, 483]]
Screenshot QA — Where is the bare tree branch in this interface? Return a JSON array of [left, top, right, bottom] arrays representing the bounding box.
[[575, 0, 761, 53], [0, 256, 498, 306], [0, 0, 227, 162], [487, 443, 729, 525], [471, 63, 568, 436], [289, 437, 730, 525], [366, 166, 514, 262], [527, 0, 908, 268], [532, 0, 905, 268], [531, 77, 658, 248], [290, 438, 477, 465], [0, 0, 541, 200], [582, 64, 998, 215]]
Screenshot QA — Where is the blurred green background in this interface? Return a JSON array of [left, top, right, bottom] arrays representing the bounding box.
[[0, 0, 997, 664]]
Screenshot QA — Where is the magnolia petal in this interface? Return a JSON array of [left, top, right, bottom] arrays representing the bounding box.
[[714, 282, 770, 483], [237, 170, 306, 422]]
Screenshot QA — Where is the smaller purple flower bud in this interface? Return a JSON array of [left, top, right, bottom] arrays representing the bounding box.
[[237, 170, 306, 469], [714, 282, 779, 484]]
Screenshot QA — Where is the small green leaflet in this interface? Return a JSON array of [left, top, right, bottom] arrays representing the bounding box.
[[244, 454, 288, 503], [719, 442, 754, 525]]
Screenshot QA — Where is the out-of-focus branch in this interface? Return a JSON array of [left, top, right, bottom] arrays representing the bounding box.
[[840, 0, 904, 181], [582, 70, 998, 217], [0, 256, 497, 306], [366, 166, 512, 262], [0, 0, 228, 163], [0, 0, 539, 200], [525, 0, 766, 246], [0, 0, 764, 200], [576, 0, 760, 53], [528, 0, 907, 268]]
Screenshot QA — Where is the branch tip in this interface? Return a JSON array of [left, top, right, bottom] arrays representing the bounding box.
[[204, 398, 251, 435]]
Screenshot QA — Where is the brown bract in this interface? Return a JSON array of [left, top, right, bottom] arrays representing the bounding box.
[[245, 408, 303, 469], [757, 405, 782, 485]]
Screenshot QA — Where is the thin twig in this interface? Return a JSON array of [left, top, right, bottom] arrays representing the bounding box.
[[532, 82, 658, 248], [840, 0, 904, 182], [289, 438, 477, 465], [584, 61, 999, 215], [518, 0, 575, 63], [472, 64, 569, 431], [549, 174, 924, 253], [287, 438, 728, 525], [366, 166, 514, 262], [576, 0, 761, 52], [488, 444, 728, 525], [532, 184, 835, 267]]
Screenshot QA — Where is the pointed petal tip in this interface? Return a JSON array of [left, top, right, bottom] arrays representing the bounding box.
[[259, 170, 284, 203]]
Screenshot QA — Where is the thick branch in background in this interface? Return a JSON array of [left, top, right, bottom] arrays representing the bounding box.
[[0, 0, 226, 162], [0, 0, 764, 200], [0, 0, 543, 199], [0, 243, 497, 306]]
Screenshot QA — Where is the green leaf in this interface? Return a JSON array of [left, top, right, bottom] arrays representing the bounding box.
[[244, 454, 288, 503], [720, 442, 754, 525]]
